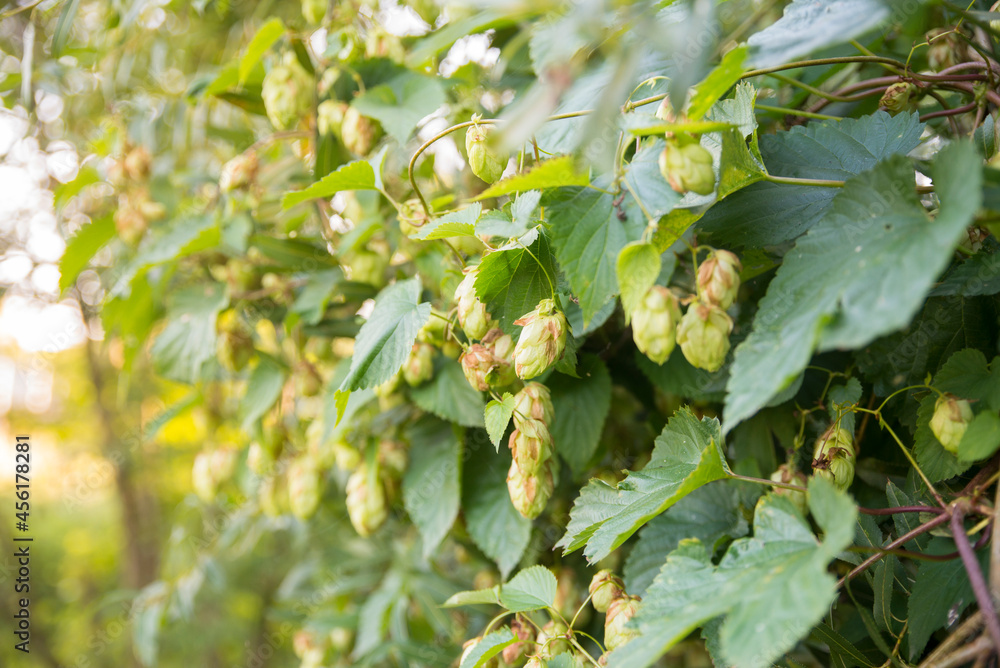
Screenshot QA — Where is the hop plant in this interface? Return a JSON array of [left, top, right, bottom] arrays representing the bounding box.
[[926, 28, 966, 72], [317, 99, 348, 137], [696, 249, 742, 310], [631, 285, 682, 365], [525, 658, 547, 668], [217, 311, 254, 373], [930, 393, 973, 454], [513, 299, 568, 379], [811, 427, 856, 491], [455, 266, 493, 340], [880, 82, 919, 116], [461, 329, 515, 390], [301, 0, 327, 24], [341, 106, 383, 156], [659, 139, 715, 195], [512, 382, 554, 428], [192, 448, 237, 503], [507, 459, 554, 520], [288, 456, 321, 520], [507, 418, 553, 476], [346, 464, 388, 537], [465, 116, 507, 184], [589, 570, 626, 614], [604, 595, 641, 651], [262, 53, 313, 131], [123, 145, 152, 181], [347, 249, 388, 287], [403, 342, 435, 386], [219, 151, 258, 192], [536, 620, 570, 659], [770, 464, 808, 515], [502, 614, 536, 665], [461, 637, 499, 668], [676, 301, 734, 372]]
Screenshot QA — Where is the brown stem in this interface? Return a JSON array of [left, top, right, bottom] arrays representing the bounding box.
[[858, 505, 945, 516], [991, 482, 1000, 607], [926, 636, 993, 668], [839, 512, 951, 586], [920, 611, 985, 668], [952, 506, 1000, 652], [921, 102, 978, 121]]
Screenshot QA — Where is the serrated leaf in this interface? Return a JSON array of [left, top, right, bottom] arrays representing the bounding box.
[[474, 156, 589, 200], [459, 629, 516, 668], [811, 623, 877, 668], [150, 283, 228, 383], [607, 477, 857, 668], [443, 587, 501, 608], [415, 204, 482, 240], [463, 441, 531, 578], [59, 214, 114, 293], [352, 73, 446, 144], [934, 349, 1000, 410], [617, 242, 662, 324], [282, 160, 377, 209], [746, 0, 891, 68], [499, 565, 557, 612], [652, 208, 701, 252], [872, 555, 897, 633], [475, 232, 557, 335], [339, 277, 432, 392], [724, 143, 982, 434], [410, 359, 486, 428], [930, 247, 1000, 297], [548, 356, 612, 474], [546, 187, 627, 328], [240, 18, 284, 83], [688, 47, 747, 120], [958, 411, 1000, 462], [699, 112, 924, 248], [485, 393, 516, 450], [558, 408, 731, 562], [403, 417, 462, 558], [240, 356, 287, 429]]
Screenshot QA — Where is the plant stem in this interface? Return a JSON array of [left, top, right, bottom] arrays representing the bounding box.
[[742, 56, 908, 81], [858, 505, 945, 516], [951, 506, 1000, 652], [755, 104, 840, 121], [727, 472, 807, 493], [762, 174, 845, 188], [839, 513, 951, 586]]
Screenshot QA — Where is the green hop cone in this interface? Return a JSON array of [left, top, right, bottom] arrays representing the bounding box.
[[461, 329, 516, 390], [341, 106, 383, 156], [217, 310, 254, 373], [512, 299, 568, 380], [589, 569, 626, 614], [501, 615, 536, 665], [507, 418, 552, 476], [246, 441, 273, 476], [536, 620, 570, 659], [880, 82, 919, 116], [696, 249, 742, 310], [259, 473, 290, 517], [631, 285, 682, 365], [930, 393, 973, 454], [455, 266, 493, 340], [331, 439, 361, 471], [347, 249, 387, 287], [604, 595, 641, 651], [219, 151, 258, 192], [676, 301, 734, 372], [301, 0, 327, 24], [811, 427, 856, 491], [346, 463, 388, 537], [460, 344, 496, 392], [506, 459, 554, 520], [659, 140, 715, 195], [377, 439, 409, 479], [317, 99, 348, 136], [465, 117, 507, 184], [288, 456, 321, 520], [512, 382, 554, 428], [403, 342, 435, 386], [524, 658, 548, 668], [769, 463, 808, 515], [261, 53, 313, 131]]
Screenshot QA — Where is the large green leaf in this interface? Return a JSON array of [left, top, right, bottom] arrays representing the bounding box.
[[622, 139, 681, 220], [608, 477, 856, 668], [557, 408, 731, 562], [617, 241, 662, 324], [499, 565, 558, 612], [150, 283, 228, 383], [698, 112, 924, 248], [474, 232, 557, 335], [474, 156, 589, 200], [281, 160, 378, 208], [746, 0, 891, 68], [410, 359, 486, 428], [548, 356, 612, 474], [351, 73, 446, 144], [240, 356, 287, 429], [339, 277, 431, 392], [239, 18, 284, 82], [545, 187, 627, 328], [59, 214, 114, 293], [724, 143, 982, 433], [403, 417, 462, 558]]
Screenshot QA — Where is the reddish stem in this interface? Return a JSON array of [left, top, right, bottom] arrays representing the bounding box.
[[951, 507, 1000, 652]]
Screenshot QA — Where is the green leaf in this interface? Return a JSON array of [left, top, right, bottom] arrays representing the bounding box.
[[351, 73, 446, 144], [716, 128, 766, 200], [617, 242, 662, 324], [403, 417, 462, 557], [250, 235, 338, 269], [607, 477, 857, 668], [443, 587, 501, 608], [339, 277, 432, 392], [59, 215, 114, 293], [652, 209, 701, 253], [811, 623, 877, 668], [52, 0, 83, 56], [150, 283, 229, 383], [475, 232, 557, 335], [410, 359, 486, 428], [746, 0, 891, 68], [934, 349, 1000, 410], [828, 378, 863, 434], [688, 47, 747, 120], [548, 356, 612, 474], [415, 204, 482, 240], [546, 187, 626, 328], [557, 408, 731, 562], [698, 112, 924, 248], [290, 269, 343, 325], [724, 143, 982, 433], [930, 248, 1000, 297], [958, 411, 1000, 462], [908, 537, 988, 660], [622, 139, 681, 220], [624, 482, 749, 596], [474, 156, 589, 200], [281, 160, 377, 209], [112, 215, 220, 294], [484, 393, 516, 450], [463, 438, 531, 578], [459, 629, 516, 668], [872, 555, 897, 634], [637, 350, 728, 402], [240, 356, 287, 429], [240, 18, 284, 83], [499, 565, 557, 612]]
